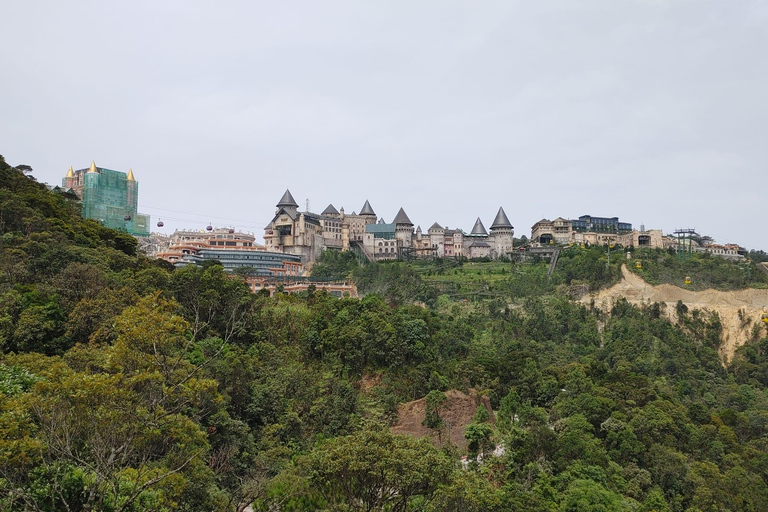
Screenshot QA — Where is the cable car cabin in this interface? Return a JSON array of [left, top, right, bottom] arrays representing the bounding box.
[[685, 276, 692, 285], [206, 224, 213, 231], [635, 261, 642, 269], [228, 228, 235, 234], [157, 221, 164, 227], [124, 215, 131, 221]]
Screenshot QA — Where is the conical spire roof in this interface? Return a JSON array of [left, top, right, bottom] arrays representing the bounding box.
[[66, 166, 74, 178], [126, 168, 135, 181], [360, 200, 375, 216], [392, 207, 413, 226], [429, 222, 443, 231], [470, 217, 488, 236], [490, 207, 513, 230], [322, 204, 339, 215], [277, 189, 299, 208], [87, 161, 98, 173]]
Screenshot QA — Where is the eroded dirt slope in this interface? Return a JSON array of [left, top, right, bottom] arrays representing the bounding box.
[[585, 265, 768, 362], [391, 389, 494, 449]]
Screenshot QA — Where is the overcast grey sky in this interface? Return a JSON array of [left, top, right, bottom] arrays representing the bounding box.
[[2, 1, 767, 250]]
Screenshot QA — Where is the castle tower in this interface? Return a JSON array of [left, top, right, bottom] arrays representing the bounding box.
[[469, 217, 488, 238], [322, 204, 340, 217], [276, 189, 299, 214], [359, 200, 377, 225], [427, 222, 445, 257], [489, 207, 514, 259], [393, 207, 414, 248], [466, 217, 491, 259]]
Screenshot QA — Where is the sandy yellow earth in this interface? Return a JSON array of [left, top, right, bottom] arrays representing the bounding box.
[[584, 265, 768, 363]]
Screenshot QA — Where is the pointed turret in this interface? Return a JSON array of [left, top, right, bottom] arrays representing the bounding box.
[[276, 189, 299, 209], [470, 217, 488, 236], [322, 204, 339, 215], [360, 200, 376, 216], [392, 207, 413, 226], [66, 166, 74, 178], [428, 222, 443, 232], [490, 207, 513, 230], [87, 161, 98, 173], [126, 168, 135, 181]]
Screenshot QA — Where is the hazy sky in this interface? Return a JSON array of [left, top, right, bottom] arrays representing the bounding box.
[[2, 1, 767, 250]]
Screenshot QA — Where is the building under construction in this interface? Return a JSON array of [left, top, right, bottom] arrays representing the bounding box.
[[62, 161, 150, 236]]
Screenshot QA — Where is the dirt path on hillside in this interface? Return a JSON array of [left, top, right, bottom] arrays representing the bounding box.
[[584, 265, 768, 363]]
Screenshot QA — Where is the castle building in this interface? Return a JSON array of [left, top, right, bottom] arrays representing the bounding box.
[[467, 218, 491, 259], [62, 161, 149, 236], [264, 190, 379, 264], [263, 190, 515, 263], [531, 217, 574, 245], [531, 215, 663, 249], [489, 207, 515, 258]]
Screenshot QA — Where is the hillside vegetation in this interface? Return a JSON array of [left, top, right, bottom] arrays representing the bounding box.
[[3, 155, 768, 511], [629, 248, 768, 291]]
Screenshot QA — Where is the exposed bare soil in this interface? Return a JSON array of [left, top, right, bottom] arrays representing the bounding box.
[[584, 265, 768, 363], [391, 389, 494, 449]]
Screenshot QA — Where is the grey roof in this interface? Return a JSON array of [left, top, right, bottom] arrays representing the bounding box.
[[470, 241, 491, 248], [360, 200, 376, 216], [392, 207, 413, 226], [268, 207, 298, 226], [470, 217, 488, 236], [490, 207, 514, 230], [277, 189, 299, 208], [322, 204, 339, 215], [429, 222, 443, 231]]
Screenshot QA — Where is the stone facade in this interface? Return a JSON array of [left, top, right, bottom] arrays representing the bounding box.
[[531, 215, 664, 250], [263, 190, 515, 264]]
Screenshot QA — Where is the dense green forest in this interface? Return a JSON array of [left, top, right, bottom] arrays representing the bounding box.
[[3, 155, 768, 511]]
